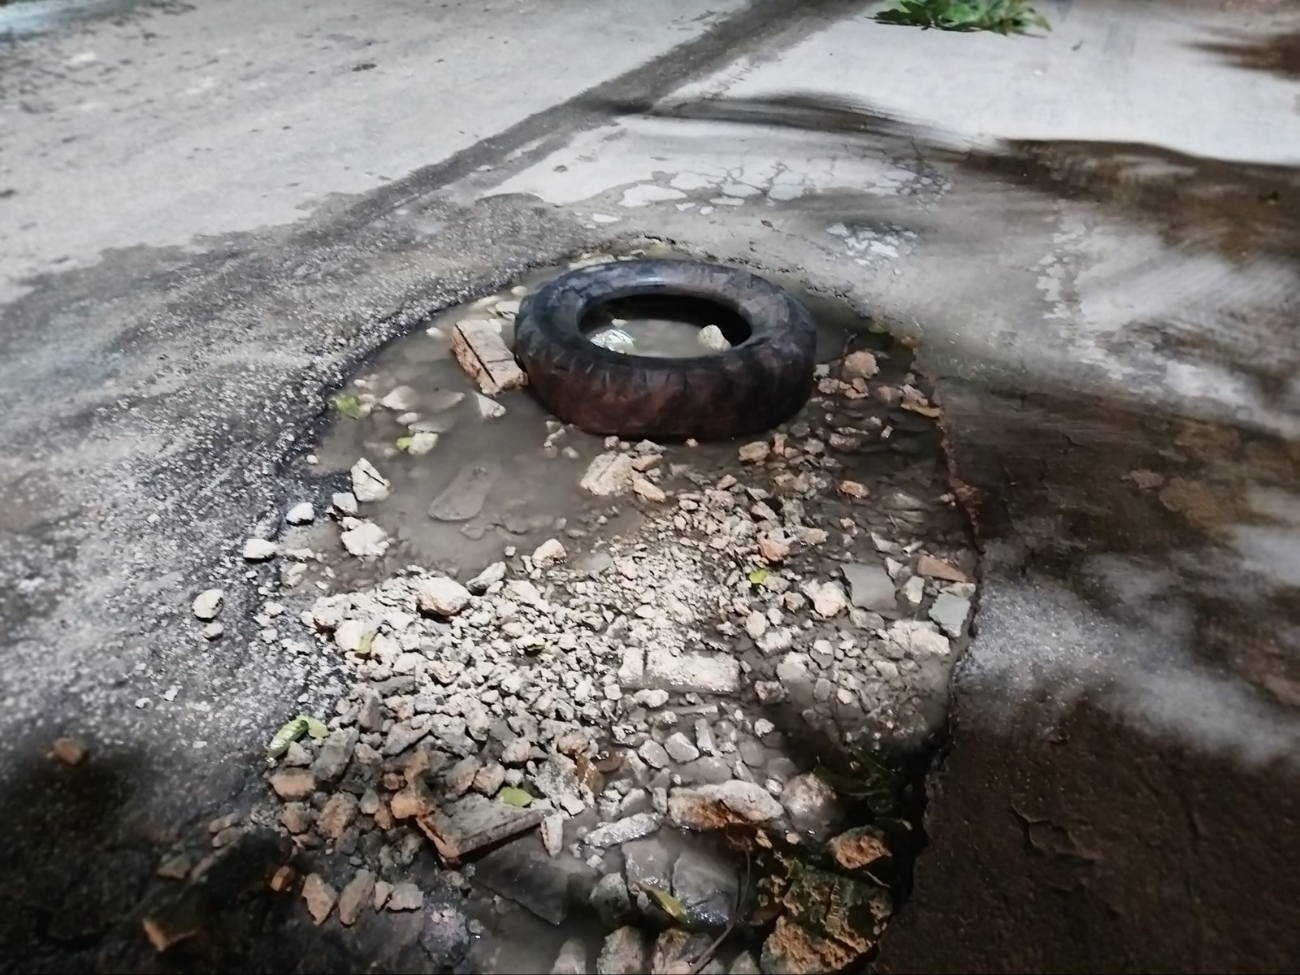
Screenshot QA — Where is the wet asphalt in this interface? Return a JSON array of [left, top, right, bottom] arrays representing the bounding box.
[[2, 0, 1299, 972]]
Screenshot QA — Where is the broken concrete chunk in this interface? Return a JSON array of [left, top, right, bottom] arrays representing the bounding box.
[[417, 793, 545, 862], [285, 501, 315, 525], [349, 458, 391, 503], [341, 521, 389, 559], [597, 926, 648, 975], [917, 554, 968, 583], [302, 874, 337, 925], [581, 452, 635, 496], [584, 812, 661, 848], [532, 538, 567, 568], [668, 780, 783, 829], [841, 562, 896, 613], [474, 392, 507, 419], [928, 592, 971, 637], [467, 560, 507, 594], [451, 318, 527, 395], [192, 588, 223, 620], [417, 577, 471, 617], [841, 350, 879, 380], [828, 826, 891, 870], [337, 869, 376, 926], [242, 538, 277, 561]]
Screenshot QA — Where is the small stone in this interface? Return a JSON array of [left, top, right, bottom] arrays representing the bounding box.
[[901, 574, 926, 607], [532, 538, 567, 568], [372, 880, 392, 910], [337, 869, 376, 926], [668, 781, 784, 828], [192, 588, 223, 620], [242, 538, 277, 561], [407, 431, 440, 455], [645, 650, 740, 694], [884, 620, 951, 658], [828, 826, 891, 870], [302, 874, 337, 925], [203, 622, 224, 640], [417, 577, 471, 617], [534, 754, 583, 801], [632, 477, 666, 503], [590, 872, 632, 927], [381, 385, 420, 411], [638, 740, 670, 769], [842, 563, 896, 613], [780, 772, 841, 833], [841, 350, 879, 380], [729, 952, 761, 974], [350, 458, 391, 503], [50, 737, 87, 766], [156, 854, 191, 880], [467, 561, 507, 594], [738, 441, 770, 464], [474, 393, 507, 419], [917, 554, 968, 583], [268, 769, 315, 801], [385, 882, 424, 912], [551, 938, 589, 975], [280, 802, 312, 834], [502, 737, 532, 765], [332, 491, 359, 517], [597, 926, 647, 975], [694, 720, 716, 755], [285, 502, 315, 525], [745, 612, 768, 641], [757, 535, 790, 562], [928, 592, 971, 637], [390, 782, 437, 821], [837, 480, 869, 499], [341, 521, 389, 559], [585, 813, 661, 848], [317, 792, 359, 841], [812, 582, 849, 618], [697, 324, 731, 352], [581, 452, 635, 496], [445, 756, 481, 798], [473, 763, 506, 795], [540, 812, 565, 856], [664, 732, 700, 764]]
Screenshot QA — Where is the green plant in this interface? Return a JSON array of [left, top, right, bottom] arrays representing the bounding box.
[[874, 0, 1050, 35]]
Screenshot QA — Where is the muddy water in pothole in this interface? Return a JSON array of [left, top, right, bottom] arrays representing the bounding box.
[[299, 260, 847, 593], [585, 294, 752, 358]]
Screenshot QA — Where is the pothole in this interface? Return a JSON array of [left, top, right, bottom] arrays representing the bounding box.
[[166, 249, 977, 974]]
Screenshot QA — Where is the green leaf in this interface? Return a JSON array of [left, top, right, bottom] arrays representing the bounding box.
[[266, 717, 309, 758], [302, 716, 330, 739], [498, 787, 533, 807], [333, 394, 363, 419], [748, 568, 769, 586], [395, 436, 413, 452], [635, 882, 690, 923], [356, 631, 375, 658]]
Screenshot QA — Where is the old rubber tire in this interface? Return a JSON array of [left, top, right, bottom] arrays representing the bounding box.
[[513, 259, 817, 441]]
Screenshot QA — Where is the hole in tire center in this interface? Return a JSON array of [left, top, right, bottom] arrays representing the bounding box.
[[581, 295, 752, 358]]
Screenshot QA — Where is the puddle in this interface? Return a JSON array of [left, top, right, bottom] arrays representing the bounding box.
[[293, 254, 849, 595], [253, 250, 974, 973], [585, 294, 751, 359]]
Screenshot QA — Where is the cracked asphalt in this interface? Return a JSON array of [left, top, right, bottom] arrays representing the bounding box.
[[2, 0, 1299, 971]]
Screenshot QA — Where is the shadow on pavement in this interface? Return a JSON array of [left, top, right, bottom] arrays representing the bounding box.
[[0, 732, 471, 974], [1192, 26, 1300, 82]]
